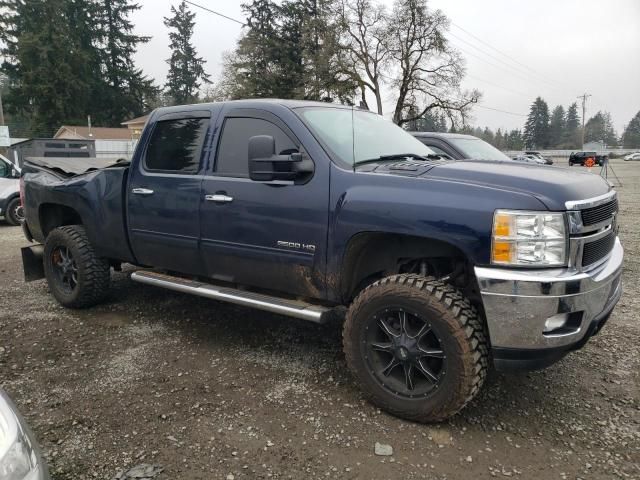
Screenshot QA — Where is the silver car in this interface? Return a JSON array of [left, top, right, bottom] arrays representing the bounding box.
[[0, 388, 50, 479]]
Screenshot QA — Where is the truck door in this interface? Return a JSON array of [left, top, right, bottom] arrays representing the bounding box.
[[127, 110, 211, 274], [199, 109, 329, 298]]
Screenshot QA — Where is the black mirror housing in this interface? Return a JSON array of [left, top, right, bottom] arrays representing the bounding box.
[[248, 135, 313, 183]]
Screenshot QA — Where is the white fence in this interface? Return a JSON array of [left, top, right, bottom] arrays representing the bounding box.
[[95, 139, 138, 160], [505, 149, 639, 162]]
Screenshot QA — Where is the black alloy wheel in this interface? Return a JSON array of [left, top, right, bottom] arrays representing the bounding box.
[[50, 246, 79, 294], [363, 308, 446, 399]]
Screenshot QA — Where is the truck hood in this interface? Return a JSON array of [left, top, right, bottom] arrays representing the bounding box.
[[360, 159, 612, 211], [426, 160, 611, 210]]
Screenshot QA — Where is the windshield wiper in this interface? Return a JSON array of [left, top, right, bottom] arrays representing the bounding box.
[[356, 153, 444, 166]]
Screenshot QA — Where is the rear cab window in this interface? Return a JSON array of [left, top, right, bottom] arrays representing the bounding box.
[[144, 117, 210, 173]]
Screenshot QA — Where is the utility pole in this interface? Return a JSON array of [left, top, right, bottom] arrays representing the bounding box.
[[577, 93, 591, 148], [0, 92, 5, 126]]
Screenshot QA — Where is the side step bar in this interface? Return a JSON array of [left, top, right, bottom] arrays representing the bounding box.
[[130, 271, 331, 324]]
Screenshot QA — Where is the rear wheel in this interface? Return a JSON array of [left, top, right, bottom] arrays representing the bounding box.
[[44, 225, 110, 308], [5, 197, 24, 226], [343, 274, 488, 422]]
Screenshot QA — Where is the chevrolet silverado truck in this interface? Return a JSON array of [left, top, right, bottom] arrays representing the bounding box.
[[19, 100, 623, 422]]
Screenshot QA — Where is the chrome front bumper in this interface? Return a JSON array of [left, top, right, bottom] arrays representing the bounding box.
[[475, 237, 623, 352]]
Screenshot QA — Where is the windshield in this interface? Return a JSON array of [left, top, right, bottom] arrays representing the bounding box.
[[298, 107, 435, 166], [448, 137, 511, 161]]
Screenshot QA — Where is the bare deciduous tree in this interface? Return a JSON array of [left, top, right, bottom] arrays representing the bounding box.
[[388, 0, 480, 127], [336, 0, 390, 114]]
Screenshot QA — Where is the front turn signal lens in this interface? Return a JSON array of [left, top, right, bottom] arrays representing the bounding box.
[[493, 213, 512, 237], [492, 241, 514, 264], [491, 210, 567, 266]]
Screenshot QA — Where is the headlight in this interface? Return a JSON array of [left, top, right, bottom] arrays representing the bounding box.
[[0, 391, 45, 480], [491, 210, 567, 266]]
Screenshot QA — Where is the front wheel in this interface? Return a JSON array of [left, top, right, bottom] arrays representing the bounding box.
[[43, 225, 111, 308], [343, 274, 488, 422]]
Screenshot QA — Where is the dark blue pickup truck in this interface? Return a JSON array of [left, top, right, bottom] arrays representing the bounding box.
[[20, 100, 623, 422]]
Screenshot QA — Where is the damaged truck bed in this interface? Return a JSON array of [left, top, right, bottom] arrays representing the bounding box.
[[21, 156, 136, 264]]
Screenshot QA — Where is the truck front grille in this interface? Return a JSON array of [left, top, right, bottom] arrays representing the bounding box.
[[581, 199, 618, 227], [582, 230, 616, 267]]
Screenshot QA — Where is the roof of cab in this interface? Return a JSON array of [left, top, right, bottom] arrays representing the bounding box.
[[151, 99, 355, 118], [410, 131, 476, 140]]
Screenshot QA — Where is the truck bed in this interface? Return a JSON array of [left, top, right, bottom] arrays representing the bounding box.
[[24, 156, 130, 177], [22, 158, 136, 264]]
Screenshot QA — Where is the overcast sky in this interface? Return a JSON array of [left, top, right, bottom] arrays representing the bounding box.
[[131, 0, 640, 133]]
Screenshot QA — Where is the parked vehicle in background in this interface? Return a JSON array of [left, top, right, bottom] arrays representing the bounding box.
[[624, 152, 640, 161], [569, 151, 607, 166], [410, 132, 512, 161], [20, 100, 623, 422], [511, 154, 546, 165], [0, 388, 50, 479], [524, 151, 553, 165], [0, 154, 23, 225]]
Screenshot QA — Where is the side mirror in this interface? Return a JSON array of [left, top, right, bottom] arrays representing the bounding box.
[[11, 168, 18, 178], [248, 135, 313, 183]]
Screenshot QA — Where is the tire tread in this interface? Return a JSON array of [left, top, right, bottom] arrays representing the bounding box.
[[343, 273, 488, 422], [44, 225, 110, 308]]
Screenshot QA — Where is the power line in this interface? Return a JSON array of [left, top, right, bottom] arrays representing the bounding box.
[[183, 0, 246, 25], [450, 22, 572, 92], [474, 104, 527, 117], [453, 43, 548, 89], [449, 32, 569, 95], [465, 73, 531, 98]]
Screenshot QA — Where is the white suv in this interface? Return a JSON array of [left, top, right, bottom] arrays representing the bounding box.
[[0, 154, 22, 225]]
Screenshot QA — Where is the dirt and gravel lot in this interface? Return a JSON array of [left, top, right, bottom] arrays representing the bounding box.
[[1, 160, 639, 480]]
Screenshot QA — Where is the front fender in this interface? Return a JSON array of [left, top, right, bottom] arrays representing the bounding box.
[[326, 164, 547, 302]]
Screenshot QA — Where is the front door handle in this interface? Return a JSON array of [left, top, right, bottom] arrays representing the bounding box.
[[132, 188, 154, 196], [205, 194, 234, 203]]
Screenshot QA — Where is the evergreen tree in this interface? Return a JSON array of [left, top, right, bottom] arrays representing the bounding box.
[[281, 0, 351, 101], [548, 105, 565, 148], [494, 128, 504, 150], [622, 110, 640, 148], [563, 102, 581, 149], [164, 1, 210, 104], [481, 127, 495, 145], [226, 0, 285, 98], [409, 110, 447, 132], [96, 0, 158, 123], [0, 0, 94, 135], [523, 97, 550, 148], [584, 111, 617, 146], [505, 129, 524, 150], [221, 0, 355, 102]]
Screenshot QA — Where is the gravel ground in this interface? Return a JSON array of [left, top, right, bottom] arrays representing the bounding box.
[[1, 160, 638, 480]]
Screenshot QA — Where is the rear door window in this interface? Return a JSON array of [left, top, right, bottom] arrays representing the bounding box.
[[144, 118, 209, 173]]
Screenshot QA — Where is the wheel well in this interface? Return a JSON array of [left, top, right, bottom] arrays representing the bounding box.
[[39, 204, 83, 237], [340, 232, 476, 303]]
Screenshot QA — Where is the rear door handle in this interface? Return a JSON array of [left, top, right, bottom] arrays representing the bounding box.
[[132, 188, 154, 196], [205, 194, 233, 203]]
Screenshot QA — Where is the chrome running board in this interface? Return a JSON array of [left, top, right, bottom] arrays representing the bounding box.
[[130, 270, 330, 324]]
